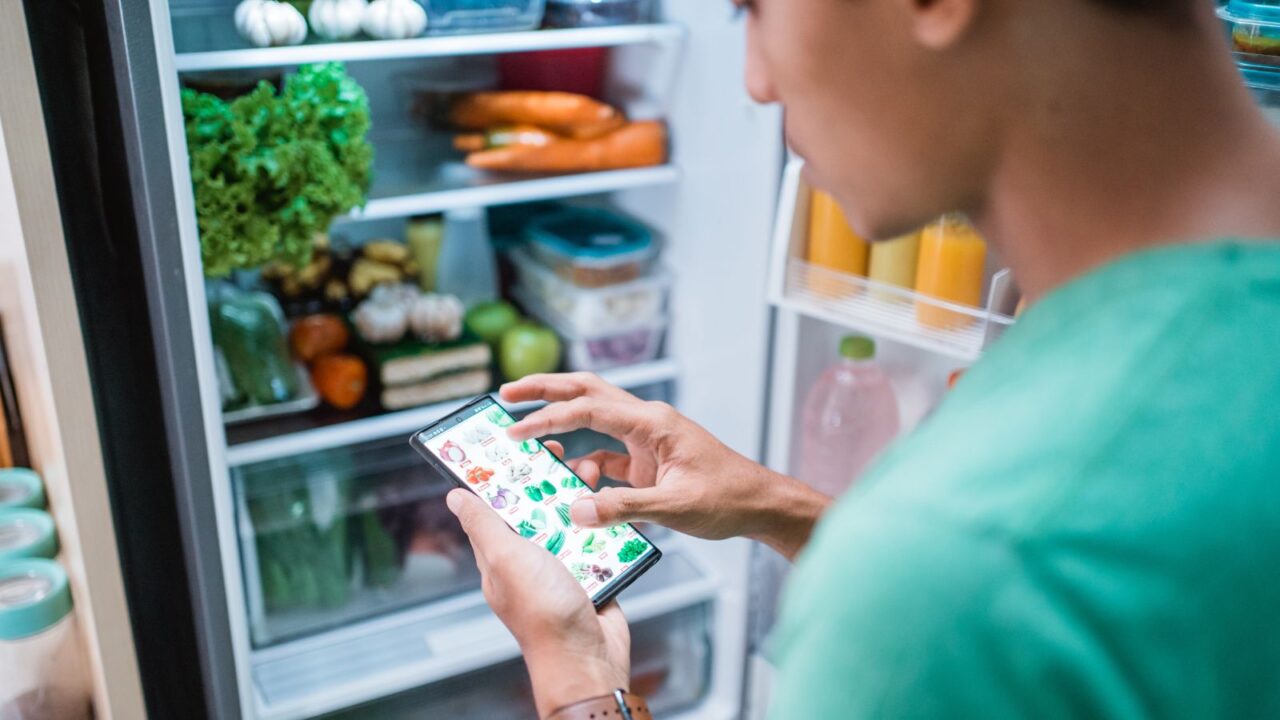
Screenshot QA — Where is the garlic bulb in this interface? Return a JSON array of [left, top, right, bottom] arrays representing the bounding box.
[[352, 294, 409, 344], [410, 294, 464, 343], [308, 0, 367, 40], [234, 0, 308, 47], [361, 0, 427, 40]]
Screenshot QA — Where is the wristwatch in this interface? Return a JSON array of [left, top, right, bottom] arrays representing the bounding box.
[[546, 689, 653, 720]]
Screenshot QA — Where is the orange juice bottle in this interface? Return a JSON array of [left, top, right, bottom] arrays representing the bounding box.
[[915, 215, 987, 329], [807, 191, 868, 296]]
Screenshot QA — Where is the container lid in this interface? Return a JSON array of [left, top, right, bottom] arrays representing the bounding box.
[[1223, 0, 1280, 25], [524, 208, 654, 262], [0, 509, 58, 562], [0, 559, 72, 640], [511, 285, 666, 340], [0, 468, 45, 510], [839, 335, 875, 361], [1242, 65, 1280, 91]]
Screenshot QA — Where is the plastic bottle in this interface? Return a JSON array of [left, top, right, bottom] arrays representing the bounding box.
[[915, 215, 987, 329], [0, 560, 92, 720], [437, 207, 498, 307], [806, 191, 867, 296], [406, 214, 445, 292], [797, 335, 901, 496], [868, 231, 921, 300]]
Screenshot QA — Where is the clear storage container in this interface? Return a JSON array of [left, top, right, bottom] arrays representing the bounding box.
[[508, 247, 670, 333], [1242, 67, 1280, 126], [1221, 0, 1280, 68], [0, 469, 44, 510], [0, 560, 92, 720], [234, 437, 480, 646], [543, 0, 655, 27], [0, 509, 58, 562], [424, 0, 546, 34], [513, 286, 666, 372], [525, 208, 657, 288]]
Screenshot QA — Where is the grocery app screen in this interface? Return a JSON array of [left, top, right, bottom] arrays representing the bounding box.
[[413, 397, 659, 603]]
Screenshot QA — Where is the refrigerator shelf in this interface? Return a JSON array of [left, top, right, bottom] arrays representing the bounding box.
[[249, 538, 719, 720], [172, 16, 684, 73], [225, 358, 679, 467], [776, 259, 1014, 363]]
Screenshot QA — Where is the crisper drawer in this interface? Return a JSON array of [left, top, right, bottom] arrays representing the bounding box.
[[321, 603, 713, 719], [234, 437, 480, 647]]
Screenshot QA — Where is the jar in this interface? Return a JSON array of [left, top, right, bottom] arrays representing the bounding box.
[[0, 560, 92, 720], [868, 231, 921, 301], [0, 469, 44, 511], [0, 510, 58, 562], [914, 215, 987, 330], [806, 190, 867, 297]]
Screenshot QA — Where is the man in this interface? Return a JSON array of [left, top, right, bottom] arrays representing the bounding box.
[[447, 0, 1280, 716]]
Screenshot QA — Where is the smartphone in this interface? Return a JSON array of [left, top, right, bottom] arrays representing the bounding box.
[[410, 394, 662, 608]]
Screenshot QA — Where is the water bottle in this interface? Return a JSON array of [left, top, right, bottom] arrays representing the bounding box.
[[437, 207, 498, 308], [797, 335, 900, 496]]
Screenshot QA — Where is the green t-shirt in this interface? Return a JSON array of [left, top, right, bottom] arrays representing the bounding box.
[[771, 240, 1280, 719]]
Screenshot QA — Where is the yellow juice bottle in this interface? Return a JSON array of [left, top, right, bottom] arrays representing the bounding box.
[[807, 190, 868, 296], [915, 216, 987, 329], [868, 231, 921, 301]]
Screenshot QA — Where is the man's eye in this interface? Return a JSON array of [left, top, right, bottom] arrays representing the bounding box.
[[730, 0, 755, 18]]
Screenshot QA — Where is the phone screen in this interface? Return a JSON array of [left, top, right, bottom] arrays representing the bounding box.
[[410, 395, 661, 606]]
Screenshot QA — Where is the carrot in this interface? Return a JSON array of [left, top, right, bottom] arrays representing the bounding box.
[[465, 120, 668, 173], [450, 91, 625, 139], [453, 125, 561, 153]]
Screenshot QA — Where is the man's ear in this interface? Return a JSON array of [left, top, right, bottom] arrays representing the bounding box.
[[897, 0, 981, 49]]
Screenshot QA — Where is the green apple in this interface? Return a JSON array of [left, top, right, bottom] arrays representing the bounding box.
[[499, 322, 562, 381], [465, 301, 521, 348]]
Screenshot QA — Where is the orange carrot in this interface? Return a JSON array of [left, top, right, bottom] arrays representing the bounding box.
[[453, 125, 561, 152], [450, 91, 625, 139], [465, 120, 668, 173]]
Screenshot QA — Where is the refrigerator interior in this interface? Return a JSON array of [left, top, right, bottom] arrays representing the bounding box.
[[137, 0, 785, 717]]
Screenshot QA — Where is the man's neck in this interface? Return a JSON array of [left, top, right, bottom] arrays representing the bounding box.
[[971, 6, 1280, 304]]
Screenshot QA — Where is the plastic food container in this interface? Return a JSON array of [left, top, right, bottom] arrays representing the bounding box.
[[1221, 0, 1280, 68], [513, 286, 666, 371], [424, 0, 546, 34], [525, 208, 656, 288], [1243, 67, 1280, 126], [0, 560, 92, 720], [508, 247, 669, 333], [544, 0, 654, 27], [0, 469, 45, 510], [0, 509, 58, 562]]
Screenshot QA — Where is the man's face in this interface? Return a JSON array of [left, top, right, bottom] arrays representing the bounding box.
[[739, 0, 999, 240]]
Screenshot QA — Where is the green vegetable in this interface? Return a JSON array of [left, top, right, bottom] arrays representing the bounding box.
[[606, 525, 626, 538], [571, 562, 590, 582], [360, 509, 400, 588], [618, 538, 649, 563], [560, 476, 585, 489], [581, 532, 602, 555], [486, 407, 515, 427], [210, 288, 297, 405], [524, 486, 544, 502], [182, 63, 373, 277], [555, 503, 573, 527], [545, 530, 566, 555], [540, 479, 557, 497], [516, 520, 538, 539], [530, 508, 548, 530]]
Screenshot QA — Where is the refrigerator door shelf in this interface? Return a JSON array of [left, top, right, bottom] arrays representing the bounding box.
[[318, 602, 711, 719], [765, 161, 1015, 363], [225, 357, 679, 467], [249, 538, 720, 720]]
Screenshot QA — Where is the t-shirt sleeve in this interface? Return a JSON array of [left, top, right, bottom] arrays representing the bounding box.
[[766, 508, 1107, 720]]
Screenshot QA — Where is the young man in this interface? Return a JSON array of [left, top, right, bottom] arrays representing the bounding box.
[[447, 0, 1280, 717]]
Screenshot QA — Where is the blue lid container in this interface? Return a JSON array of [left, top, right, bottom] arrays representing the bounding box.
[[0, 509, 59, 562], [1221, 1, 1280, 69], [523, 208, 656, 287]]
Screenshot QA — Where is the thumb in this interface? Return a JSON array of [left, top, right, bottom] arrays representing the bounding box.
[[571, 486, 666, 528]]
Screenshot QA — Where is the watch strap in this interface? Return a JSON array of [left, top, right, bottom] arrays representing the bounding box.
[[546, 689, 652, 720]]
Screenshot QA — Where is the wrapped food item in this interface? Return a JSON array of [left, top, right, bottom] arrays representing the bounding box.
[[209, 286, 297, 406], [450, 91, 624, 139], [465, 120, 667, 174]]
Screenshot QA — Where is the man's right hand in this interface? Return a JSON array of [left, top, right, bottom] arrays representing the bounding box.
[[501, 373, 831, 560]]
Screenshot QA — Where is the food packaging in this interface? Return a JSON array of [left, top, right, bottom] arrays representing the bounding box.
[[0, 560, 92, 720], [1221, 0, 1280, 67], [508, 247, 669, 333], [524, 207, 656, 288], [513, 286, 666, 371], [543, 0, 654, 27], [423, 0, 546, 34]]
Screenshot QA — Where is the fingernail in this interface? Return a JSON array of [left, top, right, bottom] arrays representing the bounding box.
[[446, 490, 464, 514], [571, 499, 599, 526]]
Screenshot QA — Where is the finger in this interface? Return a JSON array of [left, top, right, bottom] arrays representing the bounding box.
[[446, 489, 525, 564], [544, 440, 565, 460], [500, 372, 614, 404], [571, 486, 675, 528], [507, 396, 648, 442], [577, 450, 632, 484], [566, 457, 603, 489]]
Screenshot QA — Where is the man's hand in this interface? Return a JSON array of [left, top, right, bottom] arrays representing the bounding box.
[[446, 448, 629, 718], [502, 373, 831, 560]]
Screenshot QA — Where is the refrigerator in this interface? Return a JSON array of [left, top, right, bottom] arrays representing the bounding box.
[[18, 0, 1273, 717]]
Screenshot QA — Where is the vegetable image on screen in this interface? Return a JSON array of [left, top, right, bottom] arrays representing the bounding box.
[[555, 503, 573, 527], [486, 407, 515, 427], [519, 439, 540, 455], [581, 532, 604, 555], [529, 508, 548, 530], [516, 520, 538, 539], [560, 476, 585, 489], [466, 466, 494, 485], [539, 479, 557, 497], [439, 440, 466, 464], [617, 538, 649, 563], [545, 530, 566, 555], [606, 525, 626, 538], [524, 486, 543, 503], [489, 487, 517, 509]]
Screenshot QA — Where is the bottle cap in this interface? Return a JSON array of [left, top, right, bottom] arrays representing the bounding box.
[[0, 509, 58, 562], [839, 335, 875, 361], [0, 559, 73, 640], [0, 468, 45, 510]]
